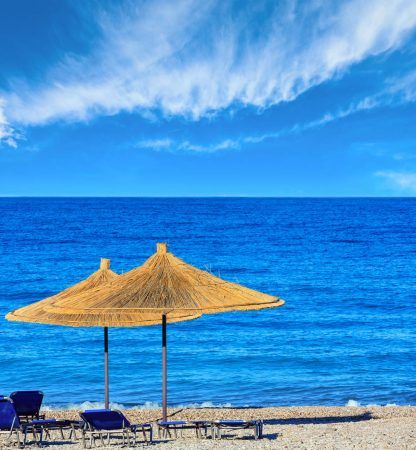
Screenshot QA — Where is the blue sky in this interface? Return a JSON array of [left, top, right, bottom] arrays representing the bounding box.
[[1, 0, 416, 196]]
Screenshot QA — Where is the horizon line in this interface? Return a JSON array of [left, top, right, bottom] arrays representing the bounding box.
[[0, 195, 415, 199]]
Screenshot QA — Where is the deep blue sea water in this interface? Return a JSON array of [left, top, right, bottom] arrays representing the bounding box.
[[0, 198, 415, 409]]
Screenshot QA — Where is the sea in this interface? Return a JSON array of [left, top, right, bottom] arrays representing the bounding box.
[[0, 198, 415, 410]]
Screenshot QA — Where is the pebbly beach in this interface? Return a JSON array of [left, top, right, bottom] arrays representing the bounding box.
[[24, 405, 416, 449]]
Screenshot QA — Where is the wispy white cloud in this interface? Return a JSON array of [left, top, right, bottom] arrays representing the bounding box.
[[238, 89, 386, 146], [244, 68, 416, 145], [136, 137, 239, 153], [0, 98, 18, 148], [376, 170, 416, 191], [3, 0, 416, 131], [136, 138, 173, 151], [178, 139, 240, 153], [384, 70, 416, 103], [138, 71, 416, 153]]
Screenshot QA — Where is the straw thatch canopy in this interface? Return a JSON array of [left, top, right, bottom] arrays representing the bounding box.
[[7, 243, 284, 328], [6, 258, 118, 325]]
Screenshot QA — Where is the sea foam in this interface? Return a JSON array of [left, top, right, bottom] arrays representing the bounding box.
[[41, 400, 232, 411], [345, 399, 398, 407]]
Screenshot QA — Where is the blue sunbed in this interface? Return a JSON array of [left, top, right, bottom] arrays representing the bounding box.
[[157, 419, 210, 438], [10, 390, 44, 421], [80, 409, 152, 448], [0, 396, 24, 447], [0, 396, 53, 447], [211, 419, 263, 439]]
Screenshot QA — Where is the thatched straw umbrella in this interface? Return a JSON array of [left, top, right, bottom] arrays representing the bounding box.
[[6, 258, 118, 408], [7, 243, 284, 419]]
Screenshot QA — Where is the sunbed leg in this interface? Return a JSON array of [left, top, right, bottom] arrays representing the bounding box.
[[15, 430, 23, 448], [40, 427, 45, 447], [31, 427, 40, 447], [48, 427, 53, 442], [70, 423, 77, 441], [7, 427, 14, 445], [23, 426, 28, 447]]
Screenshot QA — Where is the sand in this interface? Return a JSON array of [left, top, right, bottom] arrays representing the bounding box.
[[4, 406, 416, 449]]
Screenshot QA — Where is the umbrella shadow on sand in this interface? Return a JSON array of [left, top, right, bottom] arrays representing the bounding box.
[[263, 412, 373, 425], [168, 406, 374, 425], [167, 408, 373, 441], [260, 412, 373, 440]]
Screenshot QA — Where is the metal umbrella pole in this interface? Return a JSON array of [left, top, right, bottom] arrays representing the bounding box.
[[162, 314, 167, 421], [104, 327, 109, 409]]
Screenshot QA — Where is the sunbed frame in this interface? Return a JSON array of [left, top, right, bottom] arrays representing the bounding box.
[[80, 409, 152, 448], [211, 419, 263, 439]]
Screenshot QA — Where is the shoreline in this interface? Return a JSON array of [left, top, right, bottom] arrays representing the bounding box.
[[49, 404, 416, 421], [36, 406, 416, 449]]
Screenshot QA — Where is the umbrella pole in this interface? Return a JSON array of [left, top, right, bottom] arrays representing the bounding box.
[[104, 327, 109, 409], [162, 314, 167, 421]]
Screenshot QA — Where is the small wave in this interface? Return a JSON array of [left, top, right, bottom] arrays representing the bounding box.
[[345, 399, 360, 407], [41, 400, 232, 411], [43, 399, 401, 411], [345, 399, 397, 407], [42, 401, 160, 411], [176, 401, 232, 409]]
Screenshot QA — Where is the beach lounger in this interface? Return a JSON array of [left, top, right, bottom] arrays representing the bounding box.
[[29, 418, 81, 444], [157, 420, 210, 439], [0, 396, 76, 448], [211, 419, 263, 440], [0, 396, 24, 447], [10, 391, 44, 421], [80, 409, 152, 448]]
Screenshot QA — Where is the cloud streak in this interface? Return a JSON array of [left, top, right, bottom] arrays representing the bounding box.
[[376, 171, 416, 191], [240, 70, 416, 145], [136, 70, 416, 153], [0, 99, 17, 148], [136, 138, 240, 153], [3, 0, 416, 132]]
